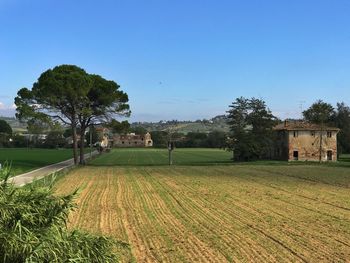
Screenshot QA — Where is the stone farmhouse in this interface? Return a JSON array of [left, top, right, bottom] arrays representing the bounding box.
[[273, 121, 339, 162], [96, 127, 153, 148], [112, 132, 153, 147]]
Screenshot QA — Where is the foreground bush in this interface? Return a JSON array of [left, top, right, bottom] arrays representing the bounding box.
[[0, 164, 121, 262]]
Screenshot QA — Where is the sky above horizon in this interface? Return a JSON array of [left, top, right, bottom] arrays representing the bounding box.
[[0, 0, 349, 122]]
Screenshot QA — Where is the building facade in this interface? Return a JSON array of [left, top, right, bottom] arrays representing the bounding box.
[[273, 121, 339, 162], [112, 132, 153, 148]]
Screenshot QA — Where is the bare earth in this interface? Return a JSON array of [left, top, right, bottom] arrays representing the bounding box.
[[54, 165, 350, 263]]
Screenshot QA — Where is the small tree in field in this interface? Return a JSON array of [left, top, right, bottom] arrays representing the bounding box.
[[0, 164, 125, 262]]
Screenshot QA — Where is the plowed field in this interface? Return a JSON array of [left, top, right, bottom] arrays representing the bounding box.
[[54, 164, 350, 262]]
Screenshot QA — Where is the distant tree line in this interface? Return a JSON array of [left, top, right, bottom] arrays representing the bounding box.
[[107, 120, 228, 148], [148, 130, 227, 148], [0, 119, 100, 149]]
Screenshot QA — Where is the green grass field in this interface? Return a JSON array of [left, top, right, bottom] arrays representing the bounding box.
[[0, 148, 77, 175], [90, 148, 233, 166], [52, 148, 350, 262]]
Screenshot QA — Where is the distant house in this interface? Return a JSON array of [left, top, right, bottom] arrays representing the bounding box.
[[273, 121, 339, 162], [112, 132, 153, 148], [95, 128, 153, 148]]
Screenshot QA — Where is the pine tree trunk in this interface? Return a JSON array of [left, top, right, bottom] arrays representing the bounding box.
[[72, 124, 78, 165], [79, 126, 86, 165]]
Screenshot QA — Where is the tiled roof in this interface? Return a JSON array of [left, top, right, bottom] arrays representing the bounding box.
[[274, 121, 339, 131]]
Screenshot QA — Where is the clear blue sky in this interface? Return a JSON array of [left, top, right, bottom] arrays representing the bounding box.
[[0, 0, 349, 121]]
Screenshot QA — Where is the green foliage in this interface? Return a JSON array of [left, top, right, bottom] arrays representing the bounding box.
[[0, 120, 12, 136], [303, 100, 335, 124], [334, 102, 350, 154], [0, 120, 13, 147], [150, 131, 169, 147], [85, 126, 99, 145], [206, 131, 227, 148], [303, 100, 350, 154], [150, 130, 227, 148], [15, 64, 130, 164], [44, 130, 66, 148], [108, 120, 130, 134], [129, 116, 230, 134], [0, 164, 122, 262], [227, 97, 278, 161], [11, 134, 27, 148], [27, 118, 50, 135], [128, 126, 147, 135]]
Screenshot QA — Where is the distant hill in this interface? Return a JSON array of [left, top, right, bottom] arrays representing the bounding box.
[[0, 116, 27, 132], [131, 115, 230, 134], [1, 115, 230, 134]]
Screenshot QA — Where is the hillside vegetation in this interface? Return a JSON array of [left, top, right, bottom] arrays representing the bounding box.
[[0, 117, 27, 132], [131, 115, 229, 134]]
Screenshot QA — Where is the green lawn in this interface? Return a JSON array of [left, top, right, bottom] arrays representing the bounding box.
[[0, 148, 77, 176], [90, 148, 233, 166], [90, 148, 350, 167]]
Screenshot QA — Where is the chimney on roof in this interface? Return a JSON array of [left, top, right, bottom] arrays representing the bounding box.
[[284, 120, 288, 127]]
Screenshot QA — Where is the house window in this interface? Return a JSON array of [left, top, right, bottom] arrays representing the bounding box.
[[293, 131, 298, 138], [122, 141, 124, 144], [327, 131, 332, 138]]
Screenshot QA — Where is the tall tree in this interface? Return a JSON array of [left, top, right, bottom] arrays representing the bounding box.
[[227, 97, 277, 161], [248, 98, 278, 159], [227, 97, 251, 161], [15, 65, 90, 164], [76, 74, 130, 164], [15, 65, 129, 164], [334, 102, 350, 154], [303, 100, 335, 124]]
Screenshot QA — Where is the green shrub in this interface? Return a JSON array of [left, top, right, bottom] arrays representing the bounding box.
[[0, 163, 124, 262]]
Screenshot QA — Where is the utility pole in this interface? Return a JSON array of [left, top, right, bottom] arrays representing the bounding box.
[[319, 121, 324, 163], [168, 141, 173, 165], [90, 124, 93, 159], [167, 127, 174, 165]]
